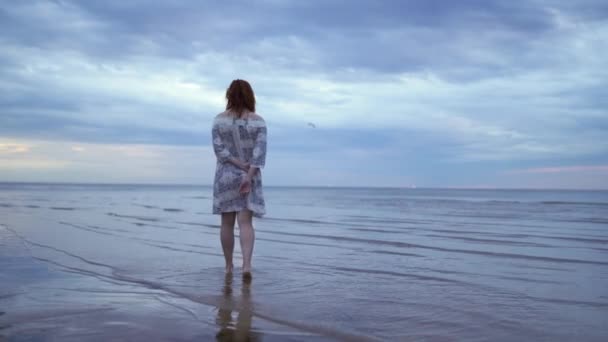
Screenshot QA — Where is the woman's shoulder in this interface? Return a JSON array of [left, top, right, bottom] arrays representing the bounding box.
[[215, 111, 231, 118], [213, 111, 265, 126], [248, 113, 265, 122], [248, 113, 266, 128], [213, 111, 232, 125]]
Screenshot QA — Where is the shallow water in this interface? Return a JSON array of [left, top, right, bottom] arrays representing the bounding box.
[[1, 183, 607, 341]]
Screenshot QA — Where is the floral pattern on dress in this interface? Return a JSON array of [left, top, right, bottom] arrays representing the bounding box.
[[212, 112, 267, 217]]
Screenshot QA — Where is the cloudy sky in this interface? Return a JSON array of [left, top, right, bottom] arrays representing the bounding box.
[[1, 0, 607, 188]]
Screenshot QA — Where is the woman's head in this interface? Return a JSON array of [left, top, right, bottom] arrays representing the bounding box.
[[226, 79, 255, 117]]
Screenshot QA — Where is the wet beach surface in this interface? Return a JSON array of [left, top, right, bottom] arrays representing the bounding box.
[[1, 183, 608, 341]]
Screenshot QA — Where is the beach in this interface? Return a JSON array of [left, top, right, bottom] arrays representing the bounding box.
[[1, 183, 607, 341]]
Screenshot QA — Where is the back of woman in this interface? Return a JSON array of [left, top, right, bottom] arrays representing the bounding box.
[[211, 79, 267, 280], [212, 112, 266, 216]]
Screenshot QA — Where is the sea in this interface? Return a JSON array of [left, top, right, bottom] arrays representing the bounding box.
[[1, 183, 607, 341]]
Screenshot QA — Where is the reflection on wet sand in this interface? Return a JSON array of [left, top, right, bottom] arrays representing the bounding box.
[[216, 274, 262, 342]]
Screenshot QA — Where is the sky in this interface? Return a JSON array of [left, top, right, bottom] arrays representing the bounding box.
[[1, 0, 607, 188]]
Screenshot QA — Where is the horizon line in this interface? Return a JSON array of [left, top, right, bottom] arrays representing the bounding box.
[[0, 181, 606, 191]]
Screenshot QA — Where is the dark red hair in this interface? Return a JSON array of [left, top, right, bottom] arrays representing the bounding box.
[[226, 79, 255, 118]]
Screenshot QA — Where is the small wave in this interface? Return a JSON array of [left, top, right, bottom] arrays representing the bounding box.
[[559, 217, 608, 225], [0, 203, 14, 208], [346, 215, 432, 225], [175, 221, 220, 229], [87, 224, 131, 234], [495, 275, 561, 285], [140, 242, 222, 257], [111, 219, 207, 234], [163, 208, 183, 212], [134, 204, 159, 209], [264, 217, 330, 225], [256, 237, 351, 250], [107, 212, 160, 222], [128, 222, 184, 231], [343, 217, 416, 224], [50, 207, 77, 211], [60, 222, 115, 237], [512, 263, 573, 272], [423, 234, 554, 247], [350, 228, 408, 234], [428, 227, 608, 245], [487, 200, 522, 204], [264, 215, 417, 231], [525, 295, 608, 308], [6, 226, 119, 272], [256, 229, 608, 266], [540, 201, 608, 207], [59, 221, 215, 250], [438, 212, 524, 220], [328, 265, 464, 284], [545, 235, 608, 244], [61, 221, 127, 237], [367, 250, 423, 257]]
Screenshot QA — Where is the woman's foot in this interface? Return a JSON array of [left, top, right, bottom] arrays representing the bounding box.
[[242, 266, 252, 282]]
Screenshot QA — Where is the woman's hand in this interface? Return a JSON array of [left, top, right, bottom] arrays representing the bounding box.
[[239, 174, 252, 194]]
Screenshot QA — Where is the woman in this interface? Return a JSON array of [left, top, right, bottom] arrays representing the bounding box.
[[212, 79, 267, 280]]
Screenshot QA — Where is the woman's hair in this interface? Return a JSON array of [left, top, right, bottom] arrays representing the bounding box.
[[225, 79, 255, 117]]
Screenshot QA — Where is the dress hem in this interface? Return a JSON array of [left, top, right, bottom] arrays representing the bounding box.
[[213, 207, 265, 218]]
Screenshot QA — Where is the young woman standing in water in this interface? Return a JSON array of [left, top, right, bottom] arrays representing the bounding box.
[[212, 79, 267, 280]]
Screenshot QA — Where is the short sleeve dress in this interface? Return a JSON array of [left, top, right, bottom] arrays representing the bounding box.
[[212, 112, 267, 217]]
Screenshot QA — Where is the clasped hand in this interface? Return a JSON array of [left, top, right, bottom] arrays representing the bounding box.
[[230, 158, 253, 194]]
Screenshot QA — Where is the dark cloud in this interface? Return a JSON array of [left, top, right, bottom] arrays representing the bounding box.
[[3, 0, 604, 77], [72, 0, 556, 76], [0, 111, 209, 145]]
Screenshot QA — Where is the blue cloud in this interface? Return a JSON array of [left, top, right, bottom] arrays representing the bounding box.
[[1, 0, 598, 75]]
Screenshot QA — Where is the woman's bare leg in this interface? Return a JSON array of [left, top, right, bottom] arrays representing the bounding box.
[[220, 212, 236, 273], [237, 210, 255, 275]]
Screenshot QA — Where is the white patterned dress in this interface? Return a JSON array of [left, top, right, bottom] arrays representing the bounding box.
[[212, 112, 267, 217]]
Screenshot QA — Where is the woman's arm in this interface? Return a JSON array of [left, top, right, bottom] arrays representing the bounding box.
[[212, 122, 231, 163], [240, 121, 266, 193], [250, 121, 267, 169], [212, 122, 249, 170], [230, 157, 250, 171]]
